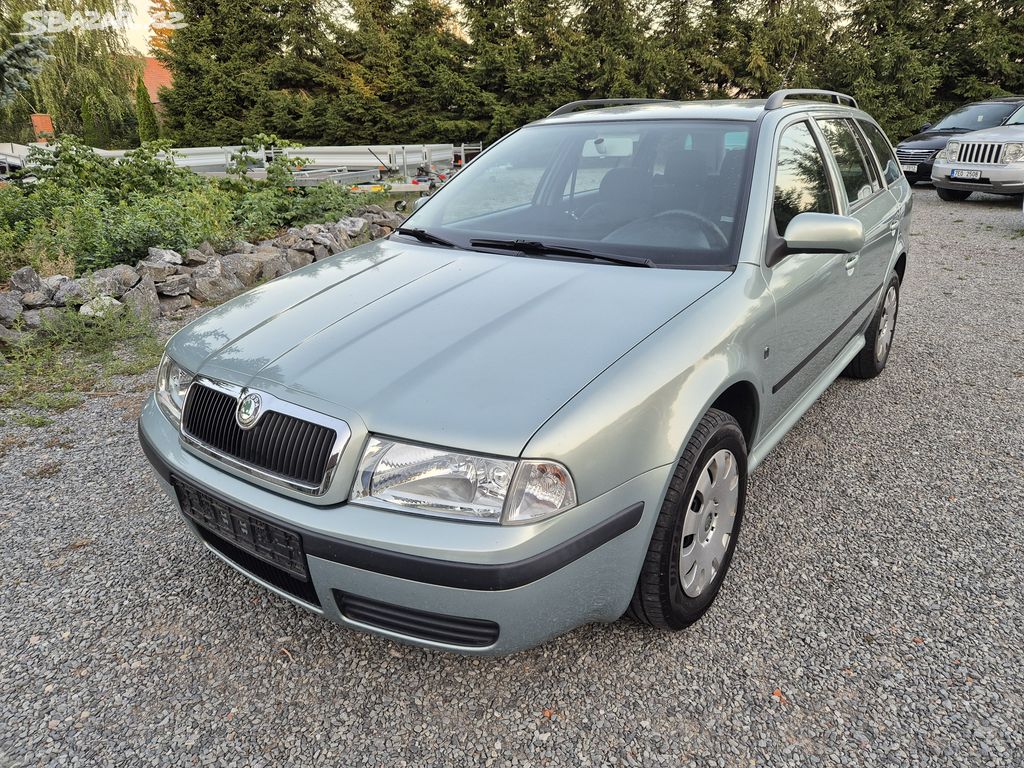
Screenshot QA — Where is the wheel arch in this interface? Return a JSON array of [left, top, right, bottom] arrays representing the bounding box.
[[709, 380, 760, 449], [894, 252, 907, 284]]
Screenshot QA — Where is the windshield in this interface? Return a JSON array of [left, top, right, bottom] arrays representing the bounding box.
[[401, 120, 753, 268], [932, 103, 1017, 131]]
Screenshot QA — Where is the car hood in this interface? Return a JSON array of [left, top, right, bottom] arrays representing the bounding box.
[[168, 239, 730, 456], [943, 125, 1024, 143], [898, 129, 970, 150]]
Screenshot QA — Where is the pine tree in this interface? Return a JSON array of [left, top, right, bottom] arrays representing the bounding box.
[[136, 77, 161, 142]]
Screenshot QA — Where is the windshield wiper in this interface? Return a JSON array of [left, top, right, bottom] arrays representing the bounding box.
[[469, 238, 656, 268], [395, 227, 457, 247]]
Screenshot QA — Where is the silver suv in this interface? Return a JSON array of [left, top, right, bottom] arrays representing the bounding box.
[[931, 124, 1024, 200], [140, 89, 911, 654]]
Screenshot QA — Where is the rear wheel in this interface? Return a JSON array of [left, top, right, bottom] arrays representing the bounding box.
[[845, 270, 900, 379], [627, 409, 747, 630], [937, 187, 972, 201]]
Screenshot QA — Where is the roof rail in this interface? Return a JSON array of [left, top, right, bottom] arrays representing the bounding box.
[[765, 89, 858, 111], [547, 98, 674, 118]]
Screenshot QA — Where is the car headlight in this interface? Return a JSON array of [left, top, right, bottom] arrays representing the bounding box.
[[1002, 142, 1024, 163], [351, 437, 577, 524], [945, 140, 961, 161], [156, 353, 194, 425]]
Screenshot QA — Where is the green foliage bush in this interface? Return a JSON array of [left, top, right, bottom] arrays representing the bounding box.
[[0, 134, 382, 280]]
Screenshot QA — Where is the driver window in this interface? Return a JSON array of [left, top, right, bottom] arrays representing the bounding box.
[[773, 122, 835, 234]]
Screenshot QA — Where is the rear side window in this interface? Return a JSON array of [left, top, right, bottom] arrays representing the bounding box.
[[816, 118, 879, 204], [773, 121, 835, 233], [858, 120, 902, 185]]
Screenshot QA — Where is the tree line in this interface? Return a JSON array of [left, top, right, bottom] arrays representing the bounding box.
[[2, 0, 1022, 148]]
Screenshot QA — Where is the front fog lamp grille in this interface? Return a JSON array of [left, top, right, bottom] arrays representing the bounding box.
[[335, 591, 499, 647]]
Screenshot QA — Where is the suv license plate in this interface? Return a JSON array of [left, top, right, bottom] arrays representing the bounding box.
[[950, 169, 982, 180], [901, 163, 918, 173]]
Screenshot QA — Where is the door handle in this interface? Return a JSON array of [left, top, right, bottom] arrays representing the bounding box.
[[845, 253, 860, 270], [889, 218, 899, 234]]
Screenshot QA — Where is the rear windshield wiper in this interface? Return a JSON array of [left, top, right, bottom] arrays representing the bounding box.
[[395, 227, 457, 248], [469, 238, 656, 268]]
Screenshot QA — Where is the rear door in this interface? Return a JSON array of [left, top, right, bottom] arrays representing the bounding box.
[[815, 117, 897, 319]]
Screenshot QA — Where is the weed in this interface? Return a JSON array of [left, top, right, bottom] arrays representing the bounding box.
[[13, 412, 51, 428], [26, 460, 61, 479], [0, 306, 160, 415]]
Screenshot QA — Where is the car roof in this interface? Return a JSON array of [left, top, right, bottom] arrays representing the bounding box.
[[532, 98, 866, 125]]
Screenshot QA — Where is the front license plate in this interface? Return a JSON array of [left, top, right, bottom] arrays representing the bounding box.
[[176, 479, 309, 579], [901, 164, 919, 173], [950, 169, 982, 180]]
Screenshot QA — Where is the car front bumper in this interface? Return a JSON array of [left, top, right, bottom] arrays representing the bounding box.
[[138, 396, 671, 654], [931, 161, 1024, 195]]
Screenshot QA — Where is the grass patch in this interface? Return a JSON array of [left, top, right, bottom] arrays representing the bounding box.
[[0, 307, 160, 422], [12, 412, 52, 428]]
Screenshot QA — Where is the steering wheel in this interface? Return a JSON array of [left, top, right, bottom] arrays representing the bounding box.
[[604, 209, 729, 250]]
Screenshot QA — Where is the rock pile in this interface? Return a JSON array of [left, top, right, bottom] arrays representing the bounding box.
[[0, 206, 405, 347]]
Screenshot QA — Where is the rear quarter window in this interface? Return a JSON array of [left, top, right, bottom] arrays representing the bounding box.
[[858, 120, 902, 186]]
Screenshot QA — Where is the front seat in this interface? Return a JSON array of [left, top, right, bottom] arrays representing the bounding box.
[[580, 167, 652, 230]]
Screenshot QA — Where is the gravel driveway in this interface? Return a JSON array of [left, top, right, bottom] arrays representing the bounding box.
[[2, 189, 1022, 767]]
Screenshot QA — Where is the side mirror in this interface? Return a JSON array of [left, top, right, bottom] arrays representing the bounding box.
[[394, 199, 408, 213], [784, 213, 864, 255], [413, 196, 428, 210], [919, 123, 933, 133]]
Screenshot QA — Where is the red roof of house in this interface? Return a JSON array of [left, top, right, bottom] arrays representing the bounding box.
[[142, 57, 173, 103]]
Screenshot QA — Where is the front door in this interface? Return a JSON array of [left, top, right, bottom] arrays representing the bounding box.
[[760, 119, 862, 430]]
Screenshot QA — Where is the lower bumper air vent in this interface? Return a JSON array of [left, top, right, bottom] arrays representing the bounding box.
[[335, 591, 499, 647]]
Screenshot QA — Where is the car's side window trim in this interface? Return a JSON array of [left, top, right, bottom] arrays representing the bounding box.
[[848, 119, 886, 190], [856, 118, 902, 188]]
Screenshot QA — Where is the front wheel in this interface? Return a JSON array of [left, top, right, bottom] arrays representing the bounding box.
[[937, 187, 972, 201], [627, 409, 747, 630], [845, 270, 900, 379]]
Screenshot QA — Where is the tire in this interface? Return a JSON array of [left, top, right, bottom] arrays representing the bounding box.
[[627, 409, 747, 630], [936, 187, 972, 201], [844, 270, 900, 379]]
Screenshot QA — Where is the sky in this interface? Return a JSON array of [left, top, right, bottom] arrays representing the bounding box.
[[126, 0, 152, 54]]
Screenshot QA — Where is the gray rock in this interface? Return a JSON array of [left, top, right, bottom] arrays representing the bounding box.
[[291, 239, 317, 254], [272, 232, 302, 249], [79, 295, 123, 318], [337, 216, 368, 238], [122, 274, 160, 322], [155, 274, 191, 297], [0, 324, 23, 348], [9, 266, 44, 294], [259, 255, 291, 281], [0, 292, 23, 328], [196, 241, 218, 258], [189, 259, 245, 303], [84, 265, 139, 298], [21, 290, 51, 308], [159, 294, 192, 315], [357, 204, 386, 215], [312, 244, 329, 261], [147, 247, 183, 265], [229, 240, 255, 254], [52, 279, 86, 307], [183, 248, 210, 266], [135, 260, 178, 282], [21, 306, 60, 331], [220, 253, 262, 286], [43, 275, 69, 294], [285, 249, 314, 270], [369, 223, 391, 239]]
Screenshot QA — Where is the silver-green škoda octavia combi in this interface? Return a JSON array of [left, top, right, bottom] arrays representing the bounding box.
[[140, 89, 911, 654]]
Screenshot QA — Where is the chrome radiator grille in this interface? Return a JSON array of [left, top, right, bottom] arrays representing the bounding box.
[[895, 148, 934, 163], [181, 381, 343, 493], [956, 143, 1004, 164]]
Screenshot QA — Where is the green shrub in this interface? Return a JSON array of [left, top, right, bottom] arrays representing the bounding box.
[[0, 133, 378, 280]]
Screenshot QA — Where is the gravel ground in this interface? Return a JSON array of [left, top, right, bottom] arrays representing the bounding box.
[[1, 189, 1022, 767]]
